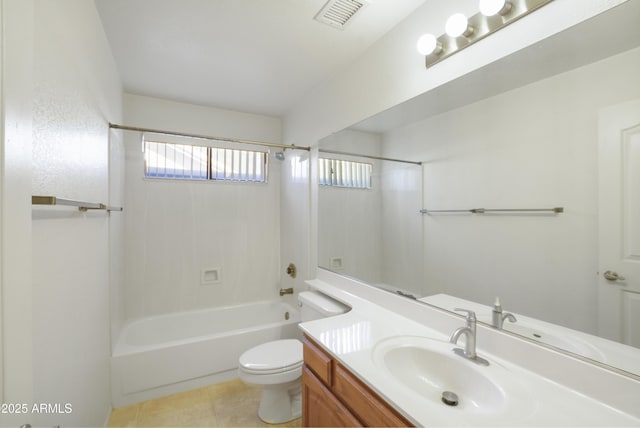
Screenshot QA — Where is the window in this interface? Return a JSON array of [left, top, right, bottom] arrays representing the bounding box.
[[144, 141, 268, 182], [318, 158, 372, 189], [145, 141, 208, 180]]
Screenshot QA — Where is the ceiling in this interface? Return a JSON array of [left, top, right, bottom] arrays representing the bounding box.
[[95, 0, 425, 117]]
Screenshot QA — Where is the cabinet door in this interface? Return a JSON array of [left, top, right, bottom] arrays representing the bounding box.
[[302, 367, 361, 427], [302, 336, 332, 385], [333, 363, 413, 427]]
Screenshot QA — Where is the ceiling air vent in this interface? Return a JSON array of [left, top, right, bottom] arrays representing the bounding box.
[[314, 0, 367, 30]]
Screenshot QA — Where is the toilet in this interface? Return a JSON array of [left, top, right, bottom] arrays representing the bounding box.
[[238, 290, 350, 424]]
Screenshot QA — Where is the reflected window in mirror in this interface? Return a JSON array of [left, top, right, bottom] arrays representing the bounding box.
[[318, 150, 424, 298], [319, 158, 372, 189]]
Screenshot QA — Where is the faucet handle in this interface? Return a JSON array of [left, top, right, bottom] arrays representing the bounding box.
[[453, 308, 476, 322]]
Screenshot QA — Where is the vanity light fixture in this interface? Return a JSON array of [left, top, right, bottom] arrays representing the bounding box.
[[445, 13, 474, 38], [416, 33, 442, 56], [479, 0, 512, 17], [417, 0, 554, 68]]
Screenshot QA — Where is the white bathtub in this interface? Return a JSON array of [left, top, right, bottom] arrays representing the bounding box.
[[111, 300, 301, 407]]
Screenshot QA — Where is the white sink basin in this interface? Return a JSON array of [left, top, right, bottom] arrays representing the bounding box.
[[504, 323, 606, 361], [372, 336, 535, 419]]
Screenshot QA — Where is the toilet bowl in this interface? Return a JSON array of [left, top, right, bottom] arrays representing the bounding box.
[[237, 291, 350, 424], [238, 339, 303, 424]]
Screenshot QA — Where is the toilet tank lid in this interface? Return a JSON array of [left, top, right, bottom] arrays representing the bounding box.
[[298, 291, 350, 316]]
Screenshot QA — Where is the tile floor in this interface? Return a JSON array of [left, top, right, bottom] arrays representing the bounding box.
[[108, 378, 302, 427]]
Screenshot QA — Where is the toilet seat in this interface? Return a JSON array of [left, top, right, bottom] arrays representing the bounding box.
[[239, 339, 302, 375], [236, 292, 349, 424], [240, 361, 303, 375]]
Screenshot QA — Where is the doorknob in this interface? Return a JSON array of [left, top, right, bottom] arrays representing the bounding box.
[[603, 270, 626, 281]]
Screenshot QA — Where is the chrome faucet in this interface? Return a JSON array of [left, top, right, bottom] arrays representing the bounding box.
[[279, 287, 294, 296], [449, 308, 489, 366], [492, 297, 517, 329], [493, 309, 517, 329]]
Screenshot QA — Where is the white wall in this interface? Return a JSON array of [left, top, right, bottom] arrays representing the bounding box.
[[122, 94, 283, 320], [29, 1, 122, 426], [0, 2, 34, 426], [380, 161, 423, 294], [382, 46, 640, 334], [0, 0, 3, 408], [122, 94, 281, 142], [279, 150, 311, 302], [109, 130, 126, 355]]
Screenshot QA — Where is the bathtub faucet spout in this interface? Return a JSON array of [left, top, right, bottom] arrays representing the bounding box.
[[279, 287, 294, 296]]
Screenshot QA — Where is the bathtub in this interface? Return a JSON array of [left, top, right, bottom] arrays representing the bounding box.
[[111, 300, 301, 407]]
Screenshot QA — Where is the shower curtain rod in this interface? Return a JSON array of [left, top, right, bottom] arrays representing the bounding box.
[[109, 123, 311, 152], [318, 149, 422, 165]]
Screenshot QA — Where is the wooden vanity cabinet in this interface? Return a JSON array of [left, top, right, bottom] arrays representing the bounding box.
[[302, 335, 413, 427]]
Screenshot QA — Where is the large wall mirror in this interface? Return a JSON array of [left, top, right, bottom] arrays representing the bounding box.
[[318, 131, 423, 297], [318, 1, 640, 378]]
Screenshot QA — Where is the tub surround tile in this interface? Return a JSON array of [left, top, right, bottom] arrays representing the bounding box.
[[108, 378, 301, 427]]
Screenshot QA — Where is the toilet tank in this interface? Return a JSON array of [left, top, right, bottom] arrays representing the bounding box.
[[298, 291, 350, 321]]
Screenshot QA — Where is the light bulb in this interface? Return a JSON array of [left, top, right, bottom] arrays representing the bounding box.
[[479, 0, 512, 16], [445, 13, 473, 38], [416, 34, 442, 56]]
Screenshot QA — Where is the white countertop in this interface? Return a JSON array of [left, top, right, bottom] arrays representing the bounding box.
[[300, 278, 640, 427]]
